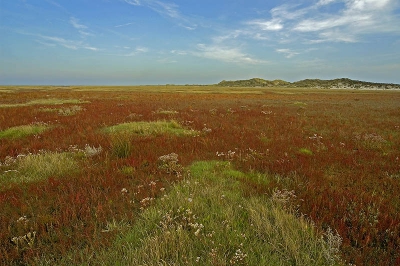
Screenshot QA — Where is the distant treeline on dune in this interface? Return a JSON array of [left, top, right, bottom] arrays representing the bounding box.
[[217, 78, 400, 90]]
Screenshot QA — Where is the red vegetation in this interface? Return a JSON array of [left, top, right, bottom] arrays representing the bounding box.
[[0, 88, 399, 265]]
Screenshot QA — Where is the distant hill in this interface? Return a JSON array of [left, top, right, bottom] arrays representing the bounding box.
[[217, 78, 400, 90], [217, 78, 290, 87]]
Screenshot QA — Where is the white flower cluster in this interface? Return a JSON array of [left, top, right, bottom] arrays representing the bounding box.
[[216, 150, 236, 161], [11, 231, 37, 249], [322, 227, 343, 263], [271, 189, 297, 207], [229, 248, 248, 265], [10, 216, 37, 249], [68, 144, 103, 157], [159, 207, 204, 237], [157, 153, 183, 176]]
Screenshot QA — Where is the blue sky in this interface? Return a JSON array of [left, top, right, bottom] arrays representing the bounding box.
[[1, 0, 400, 85]]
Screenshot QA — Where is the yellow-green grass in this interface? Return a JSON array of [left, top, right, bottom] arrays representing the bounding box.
[[102, 120, 199, 137], [58, 161, 343, 265], [0, 98, 89, 108], [69, 85, 265, 94], [39, 105, 84, 116], [2, 85, 396, 95], [0, 124, 50, 139], [298, 148, 314, 156], [0, 152, 79, 189]]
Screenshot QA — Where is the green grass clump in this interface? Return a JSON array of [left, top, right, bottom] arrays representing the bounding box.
[[39, 107, 58, 113], [119, 166, 135, 176], [110, 134, 134, 158], [298, 148, 313, 156], [293, 101, 307, 106], [83, 161, 342, 265], [0, 152, 79, 188], [0, 98, 88, 108], [102, 120, 198, 137], [0, 124, 50, 139]]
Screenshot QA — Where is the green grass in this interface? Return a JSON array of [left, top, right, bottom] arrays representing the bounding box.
[[105, 120, 199, 157], [298, 148, 313, 156], [293, 101, 308, 107], [110, 133, 134, 158], [0, 124, 50, 139], [0, 98, 88, 108], [0, 151, 79, 189], [39, 107, 58, 112], [102, 120, 199, 137], [60, 161, 342, 266]]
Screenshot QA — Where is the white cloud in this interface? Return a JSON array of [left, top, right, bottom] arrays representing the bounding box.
[[123, 0, 197, 30], [348, 0, 391, 11], [276, 48, 300, 58], [268, 0, 400, 43], [70, 17, 87, 30], [79, 30, 95, 37], [35, 40, 57, 47], [123, 47, 149, 56], [124, 0, 141, 6], [84, 46, 100, 51], [135, 47, 149, 53], [188, 0, 399, 55], [212, 30, 245, 43], [292, 0, 388, 33], [270, 4, 308, 20], [170, 50, 187, 55], [114, 22, 135, 28], [45, 0, 68, 11], [294, 0, 396, 32], [69, 17, 95, 38], [316, 0, 339, 6], [293, 14, 367, 32], [40, 35, 79, 50], [194, 44, 265, 64], [155, 1, 180, 19], [124, 0, 179, 18], [157, 58, 177, 63], [38, 35, 99, 51], [246, 19, 283, 31], [317, 30, 358, 43]]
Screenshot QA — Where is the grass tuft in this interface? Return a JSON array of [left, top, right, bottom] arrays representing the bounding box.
[[0, 124, 50, 139], [102, 120, 199, 137], [110, 134, 133, 158], [0, 98, 89, 108], [0, 151, 79, 188], [298, 148, 313, 156]]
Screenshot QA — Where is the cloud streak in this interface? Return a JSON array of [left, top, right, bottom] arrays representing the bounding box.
[[122, 46, 149, 56], [38, 35, 99, 51], [219, 0, 400, 45], [114, 22, 135, 28], [246, 19, 283, 31], [70, 17, 87, 30], [276, 49, 299, 58], [287, 0, 398, 42], [123, 0, 197, 30], [124, 0, 141, 5], [69, 17, 94, 37], [194, 44, 266, 64]]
